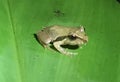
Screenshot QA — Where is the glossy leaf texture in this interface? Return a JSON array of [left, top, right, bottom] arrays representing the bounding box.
[[0, 0, 120, 82]]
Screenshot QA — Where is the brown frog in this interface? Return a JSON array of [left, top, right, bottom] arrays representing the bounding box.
[[36, 25, 88, 55]]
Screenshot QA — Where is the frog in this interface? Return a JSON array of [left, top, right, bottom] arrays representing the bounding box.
[[36, 25, 88, 56]]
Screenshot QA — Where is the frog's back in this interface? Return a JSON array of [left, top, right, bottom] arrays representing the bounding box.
[[36, 25, 79, 45], [47, 25, 72, 39], [36, 25, 66, 45]]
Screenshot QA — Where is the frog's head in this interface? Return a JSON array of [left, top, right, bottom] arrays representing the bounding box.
[[72, 26, 88, 43]]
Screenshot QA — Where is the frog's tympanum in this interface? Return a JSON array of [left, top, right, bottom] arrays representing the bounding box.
[[36, 25, 88, 56]]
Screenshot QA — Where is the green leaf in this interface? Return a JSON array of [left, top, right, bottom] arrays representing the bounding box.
[[0, 0, 120, 82]]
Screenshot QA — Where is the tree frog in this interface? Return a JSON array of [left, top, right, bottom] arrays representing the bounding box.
[[36, 25, 88, 56]]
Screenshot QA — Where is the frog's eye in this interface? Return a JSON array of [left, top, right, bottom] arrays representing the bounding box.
[[83, 27, 86, 31], [80, 26, 85, 32], [68, 35, 77, 40]]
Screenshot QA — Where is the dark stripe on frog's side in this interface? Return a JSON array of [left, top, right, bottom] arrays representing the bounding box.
[[52, 36, 67, 43], [67, 35, 78, 40], [52, 35, 78, 43]]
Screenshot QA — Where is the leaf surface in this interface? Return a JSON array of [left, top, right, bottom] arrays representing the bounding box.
[[0, 0, 120, 82]]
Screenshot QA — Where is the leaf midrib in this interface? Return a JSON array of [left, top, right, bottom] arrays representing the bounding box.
[[6, 0, 22, 82]]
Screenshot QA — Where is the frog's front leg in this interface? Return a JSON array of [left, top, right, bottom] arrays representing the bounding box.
[[53, 39, 77, 56]]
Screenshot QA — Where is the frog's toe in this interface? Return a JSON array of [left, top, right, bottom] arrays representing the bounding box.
[[65, 51, 78, 56], [70, 52, 78, 55]]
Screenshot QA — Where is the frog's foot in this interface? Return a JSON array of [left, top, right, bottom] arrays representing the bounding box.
[[53, 39, 78, 56], [64, 48, 78, 56], [43, 44, 55, 52]]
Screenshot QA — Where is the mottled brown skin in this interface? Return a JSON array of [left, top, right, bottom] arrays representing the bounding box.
[[36, 25, 88, 55]]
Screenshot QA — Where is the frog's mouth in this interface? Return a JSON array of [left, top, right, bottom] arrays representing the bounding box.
[[80, 37, 88, 43], [75, 36, 88, 43]]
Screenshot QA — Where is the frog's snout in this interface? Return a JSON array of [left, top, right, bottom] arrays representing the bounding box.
[[83, 36, 88, 43], [85, 36, 88, 42]]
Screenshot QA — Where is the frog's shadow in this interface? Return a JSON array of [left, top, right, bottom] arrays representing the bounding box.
[[34, 34, 79, 51], [34, 34, 45, 47], [34, 34, 40, 44]]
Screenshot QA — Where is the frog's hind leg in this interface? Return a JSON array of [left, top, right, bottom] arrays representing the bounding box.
[[53, 39, 77, 56], [43, 44, 55, 52]]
